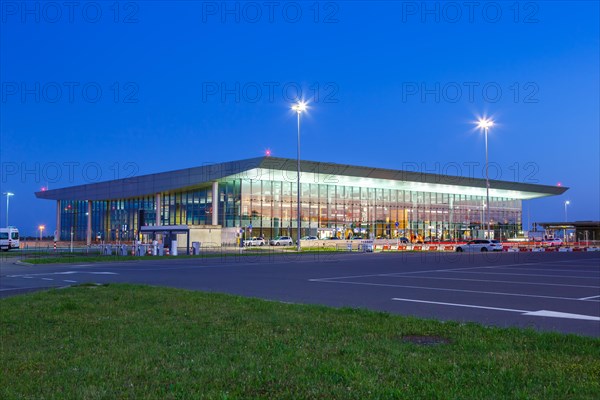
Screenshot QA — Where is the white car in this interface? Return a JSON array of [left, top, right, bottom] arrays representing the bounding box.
[[244, 237, 265, 246], [543, 238, 563, 246], [269, 236, 293, 246], [455, 239, 502, 252]]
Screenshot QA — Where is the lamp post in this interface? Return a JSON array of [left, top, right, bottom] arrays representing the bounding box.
[[477, 118, 494, 239], [3, 192, 14, 228], [38, 225, 45, 242], [564, 200, 570, 243], [292, 101, 307, 252]]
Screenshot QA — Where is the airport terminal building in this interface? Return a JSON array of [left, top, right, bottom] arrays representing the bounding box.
[[35, 157, 567, 245]]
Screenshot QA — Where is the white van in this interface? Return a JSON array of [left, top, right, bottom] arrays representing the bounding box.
[[0, 227, 20, 251]]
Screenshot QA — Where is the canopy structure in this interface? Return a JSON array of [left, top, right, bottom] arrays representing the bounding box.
[[35, 157, 567, 201], [140, 225, 190, 255]]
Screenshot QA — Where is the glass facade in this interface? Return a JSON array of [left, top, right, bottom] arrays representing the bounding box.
[[60, 168, 522, 242]]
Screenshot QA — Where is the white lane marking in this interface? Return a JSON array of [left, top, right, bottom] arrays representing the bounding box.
[[310, 279, 600, 302], [309, 261, 600, 282], [490, 266, 600, 274], [579, 295, 600, 300], [309, 262, 599, 283], [452, 271, 599, 279], [391, 298, 600, 321], [392, 297, 527, 313], [7, 271, 118, 278], [0, 286, 58, 292], [41, 278, 54, 281], [63, 280, 77, 283], [383, 274, 600, 289], [309, 264, 513, 282], [522, 310, 600, 321]]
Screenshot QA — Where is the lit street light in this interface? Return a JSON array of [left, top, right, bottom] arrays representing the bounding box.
[[3, 192, 14, 228], [38, 224, 45, 242], [292, 101, 307, 252], [476, 118, 494, 239]]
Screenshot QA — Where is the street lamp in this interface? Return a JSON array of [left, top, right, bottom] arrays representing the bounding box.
[[3, 192, 14, 228], [292, 101, 308, 252], [564, 200, 570, 243], [476, 118, 494, 239], [38, 224, 45, 241]]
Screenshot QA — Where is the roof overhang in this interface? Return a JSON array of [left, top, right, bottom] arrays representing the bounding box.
[[35, 157, 568, 201]]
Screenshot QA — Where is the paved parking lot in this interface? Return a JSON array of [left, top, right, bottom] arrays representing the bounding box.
[[1, 252, 599, 336]]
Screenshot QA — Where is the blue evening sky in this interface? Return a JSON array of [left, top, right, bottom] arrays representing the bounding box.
[[1, 1, 599, 235]]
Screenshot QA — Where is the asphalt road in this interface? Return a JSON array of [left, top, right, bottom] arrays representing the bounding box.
[[1, 251, 599, 337]]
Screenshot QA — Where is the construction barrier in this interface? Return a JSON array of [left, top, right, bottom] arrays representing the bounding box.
[[341, 241, 598, 253]]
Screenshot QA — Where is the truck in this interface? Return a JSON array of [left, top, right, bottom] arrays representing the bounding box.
[[0, 227, 20, 251]]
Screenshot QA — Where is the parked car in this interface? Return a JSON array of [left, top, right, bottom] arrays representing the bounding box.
[[244, 237, 265, 246], [543, 238, 563, 246], [455, 239, 502, 252], [270, 236, 293, 246], [300, 236, 318, 240], [398, 237, 410, 244]]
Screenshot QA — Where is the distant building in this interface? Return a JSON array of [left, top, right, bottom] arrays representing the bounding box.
[[536, 221, 600, 242], [35, 157, 567, 245]]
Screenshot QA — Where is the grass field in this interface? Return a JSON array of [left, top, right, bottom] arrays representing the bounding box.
[[1, 284, 599, 399], [13, 247, 342, 264]]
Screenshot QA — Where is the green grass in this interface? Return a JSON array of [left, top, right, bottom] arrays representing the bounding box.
[[1, 285, 599, 399], [20, 248, 342, 264]]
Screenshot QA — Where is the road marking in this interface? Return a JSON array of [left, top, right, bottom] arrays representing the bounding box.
[[309, 264, 512, 282], [390, 298, 600, 321], [0, 286, 57, 292], [579, 295, 600, 300], [41, 278, 54, 281], [522, 310, 600, 321], [491, 266, 600, 274], [308, 261, 600, 282], [7, 271, 118, 278], [384, 274, 600, 289], [310, 279, 599, 302], [63, 280, 77, 283], [451, 271, 598, 280]]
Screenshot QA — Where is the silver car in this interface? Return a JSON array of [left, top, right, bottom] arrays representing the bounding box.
[[455, 239, 502, 252], [269, 236, 293, 246]]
